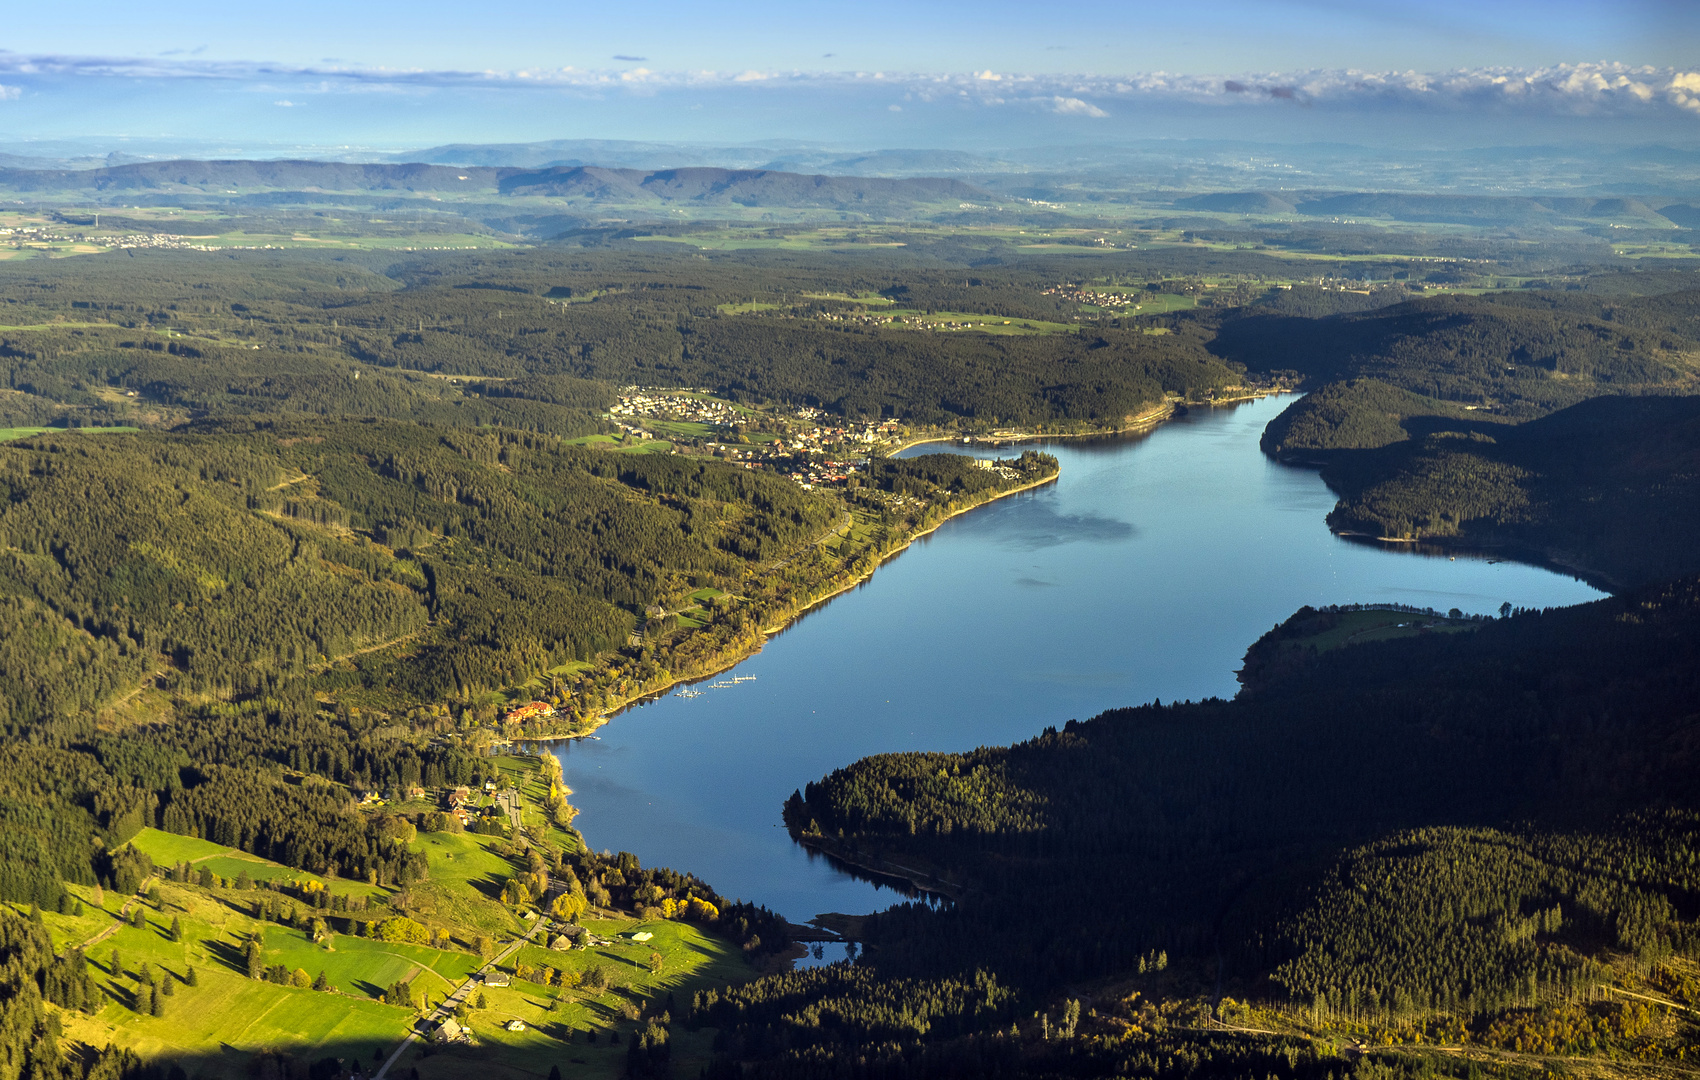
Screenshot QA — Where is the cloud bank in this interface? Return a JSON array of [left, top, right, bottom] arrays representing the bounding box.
[[0, 52, 1695, 122]]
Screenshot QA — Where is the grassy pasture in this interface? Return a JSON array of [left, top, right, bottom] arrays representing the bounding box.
[[0, 425, 139, 442], [407, 830, 527, 938], [417, 916, 752, 1080], [43, 879, 423, 1075], [645, 419, 716, 439], [129, 828, 386, 900], [564, 433, 674, 453], [801, 292, 893, 305], [1280, 608, 1479, 655], [24, 835, 755, 1078]]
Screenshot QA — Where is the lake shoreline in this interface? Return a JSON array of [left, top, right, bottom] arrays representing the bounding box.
[[532, 463, 1066, 743], [538, 395, 1276, 742], [883, 399, 1181, 458], [540, 393, 1605, 930]]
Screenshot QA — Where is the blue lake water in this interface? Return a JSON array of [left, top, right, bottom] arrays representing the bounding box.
[[548, 395, 1604, 954]]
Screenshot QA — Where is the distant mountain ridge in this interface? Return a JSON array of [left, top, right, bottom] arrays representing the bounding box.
[[392, 138, 1019, 177], [0, 158, 987, 210], [0, 160, 505, 193], [497, 165, 984, 207], [1178, 190, 1689, 227]]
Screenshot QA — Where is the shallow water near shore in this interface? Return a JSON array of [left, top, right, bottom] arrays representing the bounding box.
[[547, 395, 1604, 957]]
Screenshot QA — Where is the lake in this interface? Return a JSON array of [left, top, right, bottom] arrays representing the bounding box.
[[547, 395, 1604, 955]]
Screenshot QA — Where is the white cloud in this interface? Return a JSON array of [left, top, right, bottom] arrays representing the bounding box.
[[1048, 96, 1108, 117], [0, 54, 1693, 121], [0, 84, 19, 101], [274, 99, 294, 106]]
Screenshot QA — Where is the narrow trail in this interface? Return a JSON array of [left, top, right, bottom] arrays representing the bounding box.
[[77, 887, 149, 952]]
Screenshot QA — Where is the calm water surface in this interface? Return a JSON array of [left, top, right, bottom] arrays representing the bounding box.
[[549, 396, 1604, 943]]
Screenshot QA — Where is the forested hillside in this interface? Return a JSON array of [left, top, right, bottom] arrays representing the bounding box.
[[0, 418, 834, 713], [730, 576, 1700, 1077], [1320, 393, 1700, 588], [0, 250, 1238, 432], [1233, 289, 1700, 456]]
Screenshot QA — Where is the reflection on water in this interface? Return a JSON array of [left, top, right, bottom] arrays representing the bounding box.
[[548, 396, 1606, 927]]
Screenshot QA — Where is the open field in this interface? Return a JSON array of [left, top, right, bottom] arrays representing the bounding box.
[[129, 829, 388, 900], [0, 425, 138, 442], [1275, 608, 1479, 655], [801, 292, 894, 305], [645, 419, 717, 439], [564, 433, 674, 453], [407, 831, 529, 939], [13, 823, 752, 1080], [38, 878, 424, 1076], [412, 916, 753, 1080]]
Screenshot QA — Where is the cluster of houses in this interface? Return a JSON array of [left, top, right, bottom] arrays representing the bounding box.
[[783, 456, 862, 491], [610, 388, 740, 428], [1043, 283, 1144, 309], [443, 785, 478, 827]]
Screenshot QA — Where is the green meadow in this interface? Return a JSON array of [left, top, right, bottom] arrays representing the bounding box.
[[0, 425, 139, 442]]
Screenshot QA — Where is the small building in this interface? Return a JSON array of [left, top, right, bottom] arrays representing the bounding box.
[[630, 931, 653, 943], [433, 1017, 465, 1044], [483, 971, 511, 987], [505, 1020, 526, 1032]]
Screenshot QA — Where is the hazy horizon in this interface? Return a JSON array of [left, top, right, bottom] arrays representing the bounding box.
[[0, 1, 1696, 164]]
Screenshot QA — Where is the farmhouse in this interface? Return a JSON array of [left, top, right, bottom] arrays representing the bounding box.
[[433, 1017, 466, 1044], [483, 971, 511, 987]]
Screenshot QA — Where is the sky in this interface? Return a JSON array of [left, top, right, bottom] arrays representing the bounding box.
[[0, 0, 1697, 155]]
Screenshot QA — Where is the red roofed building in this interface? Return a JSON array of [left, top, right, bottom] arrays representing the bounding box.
[[504, 701, 556, 724]]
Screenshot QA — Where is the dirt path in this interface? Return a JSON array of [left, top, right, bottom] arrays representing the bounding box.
[[77, 887, 148, 952]]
